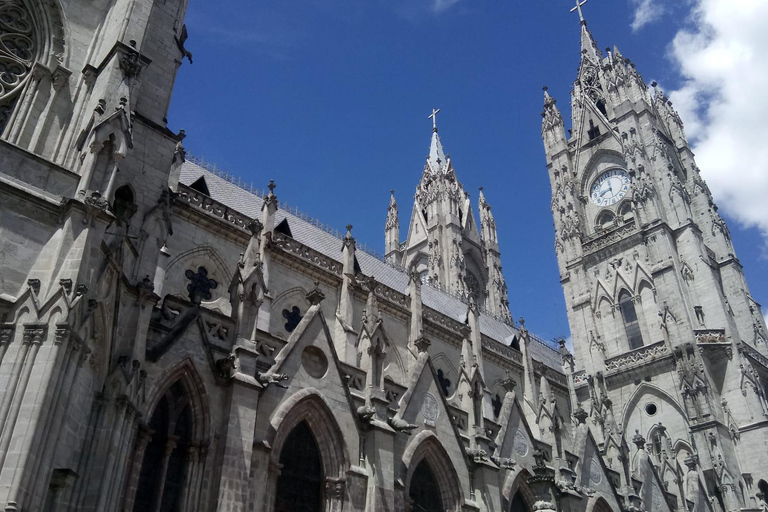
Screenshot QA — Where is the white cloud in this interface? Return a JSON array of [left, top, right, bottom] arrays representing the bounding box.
[[667, 0, 768, 244], [432, 0, 461, 13], [630, 0, 665, 31]]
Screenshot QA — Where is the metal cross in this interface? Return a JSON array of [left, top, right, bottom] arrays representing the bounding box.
[[428, 108, 440, 131], [570, 0, 588, 22]]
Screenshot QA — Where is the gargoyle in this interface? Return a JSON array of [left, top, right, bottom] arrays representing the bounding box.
[[215, 354, 237, 378], [356, 405, 376, 423], [257, 372, 289, 388], [387, 417, 418, 434], [490, 456, 516, 470], [466, 447, 488, 463]]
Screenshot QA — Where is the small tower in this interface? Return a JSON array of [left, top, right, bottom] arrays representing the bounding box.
[[392, 110, 511, 318], [543, 7, 768, 508]]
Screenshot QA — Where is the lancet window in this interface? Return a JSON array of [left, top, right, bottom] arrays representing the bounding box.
[[618, 290, 644, 350]]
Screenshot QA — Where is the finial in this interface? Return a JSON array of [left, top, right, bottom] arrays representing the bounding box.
[[519, 317, 525, 327], [428, 108, 440, 132], [479, 186, 483, 191], [570, 0, 588, 24], [345, 224, 353, 237], [390, 189, 395, 195], [542, 85, 548, 92], [268, 179, 276, 195]]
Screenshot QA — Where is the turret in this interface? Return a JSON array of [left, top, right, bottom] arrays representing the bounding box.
[[398, 110, 510, 318]]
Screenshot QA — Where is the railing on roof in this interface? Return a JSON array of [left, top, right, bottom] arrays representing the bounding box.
[[185, 153, 561, 354], [187, 153, 388, 261]]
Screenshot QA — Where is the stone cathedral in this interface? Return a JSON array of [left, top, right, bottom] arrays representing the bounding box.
[[0, 0, 766, 509]]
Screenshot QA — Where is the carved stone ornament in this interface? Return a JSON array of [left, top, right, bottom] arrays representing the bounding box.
[[513, 429, 528, 457], [421, 392, 439, 422], [589, 459, 602, 484]]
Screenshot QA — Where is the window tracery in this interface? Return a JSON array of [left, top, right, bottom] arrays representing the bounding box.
[[0, 0, 36, 132]]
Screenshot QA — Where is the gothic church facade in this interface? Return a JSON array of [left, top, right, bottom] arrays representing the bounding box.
[[0, 0, 765, 511]]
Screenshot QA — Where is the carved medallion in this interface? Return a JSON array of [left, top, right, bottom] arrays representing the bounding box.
[[513, 429, 528, 457], [652, 483, 663, 509], [301, 346, 328, 379], [421, 392, 439, 422], [589, 459, 602, 484]]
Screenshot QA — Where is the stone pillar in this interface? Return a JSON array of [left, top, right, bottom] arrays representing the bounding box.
[[215, 347, 261, 512], [151, 435, 179, 512], [364, 426, 395, 512], [121, 426, 154, 512]]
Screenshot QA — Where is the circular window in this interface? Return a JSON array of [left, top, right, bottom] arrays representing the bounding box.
[[301, 346, 328, 379], [645, 403, 658, 416]]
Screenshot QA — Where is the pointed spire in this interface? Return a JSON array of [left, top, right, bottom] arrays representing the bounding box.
[[580, 23, 602, 64], [541, 86, 564, 133], [570, 0, 601, 64], [386, 190, 398, 229], [478, 186, 497, 246], [427, 130, 446, 173], [385, 191, 400, 264]]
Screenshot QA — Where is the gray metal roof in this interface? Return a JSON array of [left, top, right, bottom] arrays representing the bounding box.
[[179, 160, 564, 372]]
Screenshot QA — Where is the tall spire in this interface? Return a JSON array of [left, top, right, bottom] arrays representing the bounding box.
[[570, 0, 601, 64], [427, 129, 446, 173]]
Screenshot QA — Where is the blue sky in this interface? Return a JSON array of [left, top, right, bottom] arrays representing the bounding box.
[[168, 0, 768, 345]]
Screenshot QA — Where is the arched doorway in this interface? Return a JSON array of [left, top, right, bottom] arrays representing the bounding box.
[[133, 381, 193, 512], [409, 459, 442, 512], [274, 421, 324, 512], [510, 493, 530, 512]]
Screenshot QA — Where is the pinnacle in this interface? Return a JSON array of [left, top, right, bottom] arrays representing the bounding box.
[[427, 130, 447, 173], [579, 22, 602, 64]]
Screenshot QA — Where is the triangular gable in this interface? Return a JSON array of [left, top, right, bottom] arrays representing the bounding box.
[[573, 426, 625, 509], [632, 262, 654, 291], [592, 278, 613, 311], [611, 269, 634, 300], [405, 203, 429, 249], [274, 218, 293, 238], [189, 176, 210, 196], [393, 354, 472, 496], [263, 303, 361, 444], [493, 393, 544, 471], [632, 448, 674, 512], [462, 203, 481, 242]]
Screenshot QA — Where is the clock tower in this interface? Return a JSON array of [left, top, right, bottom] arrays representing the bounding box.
[[542, 11, 768, 511]]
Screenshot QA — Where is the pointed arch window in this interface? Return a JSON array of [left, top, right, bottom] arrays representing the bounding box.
[[596, 210, 615, 228], [618, 201, 633, 218], [274, 421, 323, 512], [132, 381, 193, 512], [647, 425, 665, 464], [618, 290, 644, 350]]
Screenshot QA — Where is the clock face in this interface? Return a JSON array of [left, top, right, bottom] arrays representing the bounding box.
[[590, 169, 631, 207]]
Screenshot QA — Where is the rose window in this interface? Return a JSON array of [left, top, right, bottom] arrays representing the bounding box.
[[0, 1, 36, 132]]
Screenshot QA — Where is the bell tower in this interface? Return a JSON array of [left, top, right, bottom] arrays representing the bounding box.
[[543, 6, 768, 510]]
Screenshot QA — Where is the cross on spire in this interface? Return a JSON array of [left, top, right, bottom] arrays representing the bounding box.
[[428, 108, 440, 132], [570, 0, 588, 23]]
